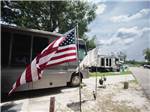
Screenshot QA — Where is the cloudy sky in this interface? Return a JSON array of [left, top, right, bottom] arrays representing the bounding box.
[[86, 0, 150, 61]]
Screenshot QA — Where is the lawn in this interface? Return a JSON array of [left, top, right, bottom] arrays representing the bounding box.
[[89, 69, 132, 77]]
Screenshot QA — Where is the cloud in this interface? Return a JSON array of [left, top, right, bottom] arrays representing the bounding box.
[[98, 37, 120, 46], [142, 27, 150, 32], [111, 8, 150, 22], [116, 26, 141, 39], [96, 4, 106, 15], [97, 26, 150, 61], [125, 29, 150, 61], [98, 26, 150, 46]]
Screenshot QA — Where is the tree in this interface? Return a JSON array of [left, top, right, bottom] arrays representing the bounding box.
[[143, 48, 150, 62], [82, 35, 96, 50], [1, 1, 96, 37]]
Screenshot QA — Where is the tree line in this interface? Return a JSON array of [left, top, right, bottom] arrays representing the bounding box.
[[1, 1, 96, 50]]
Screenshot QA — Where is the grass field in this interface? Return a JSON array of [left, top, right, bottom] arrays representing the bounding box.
[[89, 69, 132, 77]]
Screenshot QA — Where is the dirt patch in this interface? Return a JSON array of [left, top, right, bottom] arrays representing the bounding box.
[[2, 77, 150, 112], [54, 81, 150, 112]]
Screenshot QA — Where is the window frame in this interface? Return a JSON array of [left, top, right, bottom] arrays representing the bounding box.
[[101, 58, 105, 66], [10, 33, 32, 67]]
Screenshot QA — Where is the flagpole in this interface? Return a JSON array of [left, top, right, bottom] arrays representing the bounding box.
[[76, 23, 82, 112], [95, 46, 98, 99]]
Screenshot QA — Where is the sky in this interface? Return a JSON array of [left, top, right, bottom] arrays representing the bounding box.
[[86, 0, 150, 61]]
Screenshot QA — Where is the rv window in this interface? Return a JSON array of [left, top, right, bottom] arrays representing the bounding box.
[[11, 33, 31, 66], [2, 32, 11, 67], [101, 58, 105, 66], [106, 58, 109, 66], [78, 44, 87, 61], [109, 59, 111, 66], [115, 58, 119, 64], [32, 36, 49, 59]]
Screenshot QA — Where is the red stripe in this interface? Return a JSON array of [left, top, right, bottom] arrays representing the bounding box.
[[25, 65, 32, 82], [41, 36, 61, 54], [39, 53, 77, 69], [37, 45, 58, 61], [57, 47, 76, 53], [37, 69, 42, 80], [16, 75, 21, 88], [38, 47, 76, 66], [36, 37, 63, 61], [46, 58, 77, 68], [51, 53, 77, 60]]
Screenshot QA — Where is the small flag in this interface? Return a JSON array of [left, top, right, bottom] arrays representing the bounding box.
[[8, 28, 77, 95]]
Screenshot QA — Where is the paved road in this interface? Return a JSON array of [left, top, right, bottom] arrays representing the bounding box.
[[130, 67, 150, 99]]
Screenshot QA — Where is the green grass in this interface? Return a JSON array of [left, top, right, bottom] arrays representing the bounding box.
[[89, 70, 132, 77], [128, 64, 141, 67]]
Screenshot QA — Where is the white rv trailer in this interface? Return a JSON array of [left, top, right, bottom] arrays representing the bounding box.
[[1, 24, 89, 93], [79, 48, 120, 72]]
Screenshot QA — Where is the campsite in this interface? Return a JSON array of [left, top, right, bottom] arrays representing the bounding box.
[[1, 1, 150, 112]]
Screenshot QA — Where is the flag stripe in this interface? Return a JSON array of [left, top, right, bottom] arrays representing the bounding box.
[[39, 55, 77, 70], [41, 37, 62, 54], [8, 82, 16, 95], [53, 37, 65, 48], [38, 49, 76, 67], [25, 65, 32, 82], [38, 51, 57, 66], [57, 47, 76, 53], [53, 50, 76, 57], [58, 44, 76, 50], [38, 46, 58, 60], [40, 44, 76, 58], [46, 58, 77, 68], [16, 76, 21, 87], [20, 70, 26, 85], [51, 53, 77, 60], [47, 55, 77, 65], [31, 58, 39, 81]]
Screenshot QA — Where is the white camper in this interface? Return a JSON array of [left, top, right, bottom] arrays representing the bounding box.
[[79, 48, 120, 72]]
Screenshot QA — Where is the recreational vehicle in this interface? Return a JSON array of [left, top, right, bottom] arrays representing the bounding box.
[[1, 24, 89, 93], [79, 48, 120, 72]]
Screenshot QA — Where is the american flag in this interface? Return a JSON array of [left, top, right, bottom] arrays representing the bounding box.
[[8, 28, 77, 95], [46, 28, 77, 67]]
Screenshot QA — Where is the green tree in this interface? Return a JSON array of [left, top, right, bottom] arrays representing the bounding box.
[[82, 35, 96, 50], [1, 1, 96, 37], [143, 48, 150, 62]]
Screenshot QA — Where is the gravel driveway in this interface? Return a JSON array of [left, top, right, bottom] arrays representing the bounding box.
[[1, 74, 150, 112]]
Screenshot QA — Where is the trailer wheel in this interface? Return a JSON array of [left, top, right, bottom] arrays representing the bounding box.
[[70, 74, 82, 87]]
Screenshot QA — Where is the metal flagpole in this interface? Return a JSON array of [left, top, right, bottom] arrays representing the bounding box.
[[76, 24, 82, 112], [93, 44, 98, 100], [95, 45, 98, 99], [95, 62, 98, 99]]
